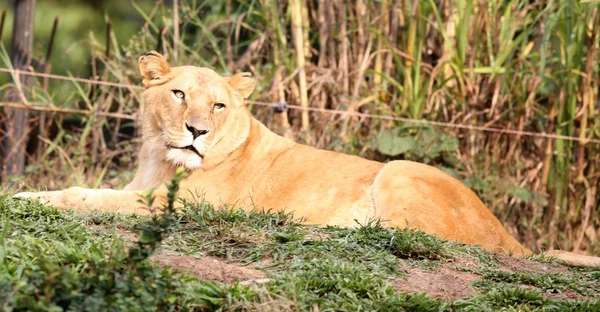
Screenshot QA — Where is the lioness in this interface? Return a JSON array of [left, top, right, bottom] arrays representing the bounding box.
[[15, 52, 600, 267]]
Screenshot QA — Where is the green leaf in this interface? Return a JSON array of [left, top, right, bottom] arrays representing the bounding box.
[[508, 187, 533, 203], [377, 129, 397, 156], [438, 134, 459, 152], [139, 231, 155, 244], [377, 130, 417, 157]]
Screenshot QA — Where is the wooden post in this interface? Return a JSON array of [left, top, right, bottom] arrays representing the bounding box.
[[2, 0, 35, 177]]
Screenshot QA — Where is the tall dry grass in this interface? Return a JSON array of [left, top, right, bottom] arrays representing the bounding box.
[[1, 0, 599, 254]]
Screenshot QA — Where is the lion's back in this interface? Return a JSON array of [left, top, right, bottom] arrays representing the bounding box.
[[252, 141, 384, 224]]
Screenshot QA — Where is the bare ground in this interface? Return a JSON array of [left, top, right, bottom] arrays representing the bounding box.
[[495, 254, 568, 274], [151, 251, 268, 284], [392, 260, 480, 300], [391, 256, 592, 301], [110, 228, 269, 284]]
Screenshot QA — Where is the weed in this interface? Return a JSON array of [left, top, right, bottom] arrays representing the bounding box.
[[128, 167, 187, 263], [333, 220, 446, 260]]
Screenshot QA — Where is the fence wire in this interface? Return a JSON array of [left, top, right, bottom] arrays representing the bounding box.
[[1, 67, 599, 145]]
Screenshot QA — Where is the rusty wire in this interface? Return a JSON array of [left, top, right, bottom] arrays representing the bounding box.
[[1, 67, 600, 144]]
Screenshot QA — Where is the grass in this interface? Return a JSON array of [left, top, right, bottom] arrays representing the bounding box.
[[1, 190, 599, 311]]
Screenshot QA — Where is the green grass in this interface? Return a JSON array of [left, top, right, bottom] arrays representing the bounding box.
[[1, 193, 599, 311]]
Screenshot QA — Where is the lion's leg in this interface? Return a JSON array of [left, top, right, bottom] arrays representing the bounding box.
[[372, 160, 532, 256], [13, 186, 173, 215]]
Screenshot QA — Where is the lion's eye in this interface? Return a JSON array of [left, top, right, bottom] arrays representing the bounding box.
[[214, 103, 226, 110], [172, 90, 185, 100]]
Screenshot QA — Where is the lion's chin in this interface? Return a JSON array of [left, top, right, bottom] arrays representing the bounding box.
[[166, 149, 203, 170]]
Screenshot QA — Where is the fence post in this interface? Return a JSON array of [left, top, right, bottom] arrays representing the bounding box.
[[2, 0, 35, 178]]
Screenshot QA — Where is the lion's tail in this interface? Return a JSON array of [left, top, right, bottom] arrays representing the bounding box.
[[543, 250, 600, 268]]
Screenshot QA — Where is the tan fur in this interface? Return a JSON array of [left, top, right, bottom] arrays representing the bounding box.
[[15, 52, 600, 267]]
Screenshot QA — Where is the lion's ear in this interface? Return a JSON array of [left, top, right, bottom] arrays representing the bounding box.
[[139, 51, 171, 87], [225, 72, 255, 99]]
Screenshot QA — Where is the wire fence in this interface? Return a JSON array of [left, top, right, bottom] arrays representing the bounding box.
[[2, 67, 600, 145]]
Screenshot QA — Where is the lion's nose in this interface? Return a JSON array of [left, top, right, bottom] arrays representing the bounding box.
[[185, 123, 209, 139]]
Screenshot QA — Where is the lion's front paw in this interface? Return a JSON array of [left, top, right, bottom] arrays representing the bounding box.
[[13, 191, 52, 204], [13, 187, 87, 210]]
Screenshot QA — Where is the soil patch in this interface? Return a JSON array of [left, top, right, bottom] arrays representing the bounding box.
[[446, 257, 480, 269], [151, 251, 267, 284], [496, 255, 568, 274], [544, 289, 594, 301], [92, 226, 268, 284], [393, 261, 479, 300], [116, 231, 139, 242]]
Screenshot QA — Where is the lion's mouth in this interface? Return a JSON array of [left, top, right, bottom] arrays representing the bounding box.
[[167, 144, 204, 158]]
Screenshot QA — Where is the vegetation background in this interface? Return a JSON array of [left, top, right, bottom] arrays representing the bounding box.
[[0, 0, 599, 256]]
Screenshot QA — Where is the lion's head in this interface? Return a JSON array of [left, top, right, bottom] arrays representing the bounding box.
[[138, 51, 255, 170]]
